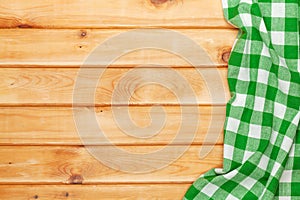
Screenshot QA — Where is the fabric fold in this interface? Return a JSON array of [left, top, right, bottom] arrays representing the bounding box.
[[184, 0, 300, 199]]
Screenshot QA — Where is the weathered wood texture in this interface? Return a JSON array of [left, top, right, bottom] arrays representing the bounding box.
[[0, 184, 190, 200], [0, 106, 225, 145], [0, 29, 237, 67], [0, 0, 231, 28], [0, 146, 222, 183], [0, 68, 230, 105]]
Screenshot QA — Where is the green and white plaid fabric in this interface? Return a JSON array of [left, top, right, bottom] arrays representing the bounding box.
[[184, 0, 299, 199]]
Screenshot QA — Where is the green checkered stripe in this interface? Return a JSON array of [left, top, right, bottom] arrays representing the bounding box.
[[184, 0, 299, 199]]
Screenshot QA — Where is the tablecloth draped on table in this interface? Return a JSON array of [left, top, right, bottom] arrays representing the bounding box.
[[184, 0, 300, 199]]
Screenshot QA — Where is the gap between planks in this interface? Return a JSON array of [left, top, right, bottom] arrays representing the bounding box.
[[6, 26, 237, 30]]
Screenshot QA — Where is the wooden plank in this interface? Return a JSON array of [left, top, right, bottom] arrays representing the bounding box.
[[0, 0, 232, 28], [0, 29, 237, 67], [0, 184, 190, 200], [0, 106, 225, 145], [0, 68, 230, 105], [0, 145, 223, 183]]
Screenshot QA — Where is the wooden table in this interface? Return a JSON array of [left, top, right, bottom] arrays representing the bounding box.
[[0, 0, 237, 199]]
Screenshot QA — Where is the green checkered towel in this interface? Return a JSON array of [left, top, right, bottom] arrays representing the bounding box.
[[184, 0, 299, 199]]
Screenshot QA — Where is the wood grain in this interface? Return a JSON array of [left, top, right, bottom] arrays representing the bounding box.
[[0, 145, 222, 184], [0, 106, 225, 145], [0, 0, 230, 198], [0, 29, 237, 67], [0, 184, 191, 200], [0, 0, 232, 28], [0, 68, 230, 105]]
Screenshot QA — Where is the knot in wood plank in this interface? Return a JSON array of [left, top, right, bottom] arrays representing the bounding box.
[[220, 47, 232, 63], [67, 174, 84, 184], [150, 0, 169, 5], [17, 24, 33, 28], [80, 30, 87, 38]]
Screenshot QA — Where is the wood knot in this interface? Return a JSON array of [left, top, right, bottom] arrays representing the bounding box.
[[148, 0, 177, 9], [80, 30, 87, 38], [65, 192, 69, 197], [67, 174, 83, 184], [150, 0, 169, 5], [220, 48, 231, 63], [17, 24, 32, 28]]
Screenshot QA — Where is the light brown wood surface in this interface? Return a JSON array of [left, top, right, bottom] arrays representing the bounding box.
[[0, 0, 234, 199], [0, 184, 190, 200], [0, 145, 222, 184], [0, 106, 225, 145], [0, 0, 231, 28], [0, 29, 237, 67], [0, 68, 230, 105]]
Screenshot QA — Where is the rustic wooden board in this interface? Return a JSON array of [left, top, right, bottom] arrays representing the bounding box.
[[0, 0, 231, 198], [0, 29, 237, 67], [0, 145, 222, 184], [0, 106, 225, 145], [0, 184, 190, 200], [0, 0, 232, 28], [0, 68, 230, 105]]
